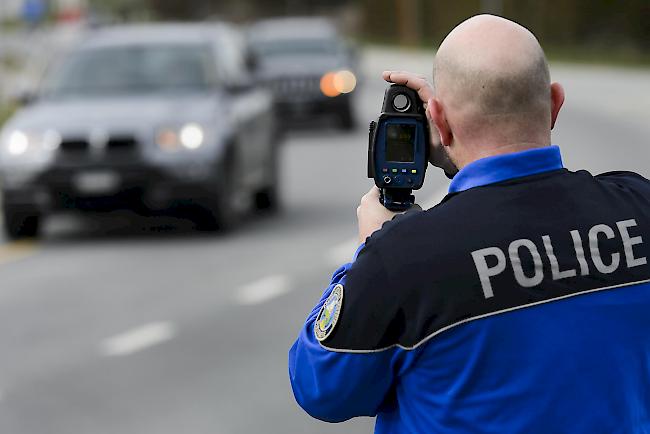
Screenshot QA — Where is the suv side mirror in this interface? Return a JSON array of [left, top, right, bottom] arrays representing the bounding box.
[[225, 80, 254, 94], [245, 51, 258, 73], [14, 90, 37, 107]]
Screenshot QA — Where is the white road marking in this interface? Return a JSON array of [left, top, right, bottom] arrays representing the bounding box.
[[101, 322, 176, 357], [326, 238, 360, 266], [234, 274, 292, 305], [326, 186, 449, 266], [0, 240, 39, 265]]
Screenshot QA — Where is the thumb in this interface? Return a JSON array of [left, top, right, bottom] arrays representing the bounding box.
[[362, 185, 380, 200]]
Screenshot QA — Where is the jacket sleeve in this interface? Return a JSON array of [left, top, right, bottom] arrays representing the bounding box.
[[288, 243, 413, 422]]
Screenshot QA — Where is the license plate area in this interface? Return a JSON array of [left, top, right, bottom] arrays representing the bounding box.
[[73, 171, 121, 195]]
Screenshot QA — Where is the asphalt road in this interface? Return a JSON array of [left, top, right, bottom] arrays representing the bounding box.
[[0, 48, 648, 434]]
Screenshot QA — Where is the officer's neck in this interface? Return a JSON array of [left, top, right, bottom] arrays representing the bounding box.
[[454, 141, 550, 171]]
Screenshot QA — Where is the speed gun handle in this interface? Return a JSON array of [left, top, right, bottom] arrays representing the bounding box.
[[380, 189, 415, 211]]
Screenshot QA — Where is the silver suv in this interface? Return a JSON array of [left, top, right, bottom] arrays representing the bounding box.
[[0, 23, 279, 238], [249, 17, 359, 129]]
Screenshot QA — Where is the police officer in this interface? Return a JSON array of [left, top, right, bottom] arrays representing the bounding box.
[[289, 14, 650, 433]]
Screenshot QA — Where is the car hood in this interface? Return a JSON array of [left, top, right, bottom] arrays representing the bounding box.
[[6, 94, 222, 132]]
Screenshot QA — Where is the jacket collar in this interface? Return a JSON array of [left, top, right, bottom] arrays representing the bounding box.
[[448, 145, 564, 194]]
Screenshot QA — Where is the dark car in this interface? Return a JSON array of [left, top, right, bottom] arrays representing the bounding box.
[[0, 23, 279, 238], [248, 17, 359, 129]]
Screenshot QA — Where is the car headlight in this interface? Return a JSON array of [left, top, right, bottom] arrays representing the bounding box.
[[7, 131, 29, 155], [320, 70, 357, 97], [156, 123, 205, 151], [180, 123, 204, 149], [3, 129, 61, 157]]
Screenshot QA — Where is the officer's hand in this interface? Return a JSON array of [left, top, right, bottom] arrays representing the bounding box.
[[382, 70, 434, 107], [357, 186, 400, 244]]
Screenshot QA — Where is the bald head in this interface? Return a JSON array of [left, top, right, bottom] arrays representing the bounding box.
[[387, 15, 563, 171], [433, 15, 551, 133]]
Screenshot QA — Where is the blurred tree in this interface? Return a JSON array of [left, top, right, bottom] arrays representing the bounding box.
[[88, 0, 649, 59], [89, 0, 150, 21], [140, 0, 353, 21], [360, 0, 648, 59]]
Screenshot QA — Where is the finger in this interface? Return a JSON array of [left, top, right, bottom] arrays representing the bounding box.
[[381, 70, 393, 81], [360, 185, 380, 205], [387, 72, 434, 101], [382, 70, 427, 82], [382, 71, 434, 103]]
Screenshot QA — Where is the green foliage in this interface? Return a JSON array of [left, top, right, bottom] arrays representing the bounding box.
[[360, 0, 649, 62], [87, 0, 649, 64], [88, 0, 152, 20], [92, 0, 353, 21], [0, 54, 22, 72], [0, 103, 16, 128]]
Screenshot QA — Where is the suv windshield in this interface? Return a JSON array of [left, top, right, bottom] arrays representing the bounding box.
[[45, 44, 215, 97], [254, 38, 340, 58]]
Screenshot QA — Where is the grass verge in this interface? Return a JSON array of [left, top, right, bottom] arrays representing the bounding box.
[[0, 103, 17, 128]]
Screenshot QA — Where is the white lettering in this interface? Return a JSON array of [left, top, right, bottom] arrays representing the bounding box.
[[589, 224, 620, 274], [570, 230, 590, 276], [617, 219, 647, 268], [509, 239, 544, 288], [471, 247, 507, 299], [471, 219, 646, 299], [543, 235, 577, 280]]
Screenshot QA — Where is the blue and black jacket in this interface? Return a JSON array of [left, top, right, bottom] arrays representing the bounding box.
[[289, 146, 650, 433]]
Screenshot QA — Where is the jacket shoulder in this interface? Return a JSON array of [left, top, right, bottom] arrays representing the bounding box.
[[595, 170, 650, 185]]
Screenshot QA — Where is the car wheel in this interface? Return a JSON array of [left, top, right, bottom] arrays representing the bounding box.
[[3, 206, 41, 239], [254, 186, 279, 212], [254, 146, 280, 213], [196, 156, 239, 232]]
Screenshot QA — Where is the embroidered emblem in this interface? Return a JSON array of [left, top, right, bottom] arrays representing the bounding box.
[[315, 284, 344, 341]]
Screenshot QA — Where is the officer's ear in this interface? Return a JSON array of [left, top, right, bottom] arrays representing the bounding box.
[[427, 97, 452, 147], [550, 82, 565, 130]]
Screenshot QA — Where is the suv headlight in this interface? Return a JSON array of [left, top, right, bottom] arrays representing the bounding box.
[[320, 70, 357, 97], [156, 123, 205, 152], [7, 131, 29, 155], [2, 129, 61, 157]]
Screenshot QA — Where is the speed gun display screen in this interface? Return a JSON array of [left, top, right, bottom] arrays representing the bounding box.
[[386, 124, 415, 162]]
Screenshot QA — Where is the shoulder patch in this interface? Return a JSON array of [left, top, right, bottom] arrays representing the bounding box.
[[315, 284, 344, 342]]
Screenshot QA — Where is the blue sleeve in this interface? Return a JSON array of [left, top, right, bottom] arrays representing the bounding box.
[[288, 244, 412, 422]]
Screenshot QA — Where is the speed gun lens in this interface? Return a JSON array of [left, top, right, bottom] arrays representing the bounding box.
[[392, 94, 411, 112]]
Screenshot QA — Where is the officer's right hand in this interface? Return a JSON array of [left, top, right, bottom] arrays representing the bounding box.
[[382, 71, 434, 108], [357, 186, 400, 244]]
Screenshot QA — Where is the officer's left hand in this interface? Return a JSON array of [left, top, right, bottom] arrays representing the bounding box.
[[357, 186, 400, 243]]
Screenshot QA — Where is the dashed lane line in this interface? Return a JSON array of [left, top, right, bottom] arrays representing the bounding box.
[[100, 276, 292, 359], [326, 238, 360, 267], [234, 274, 292, 305], [98, 188, 449, 357], [101, 321, 176, 357]]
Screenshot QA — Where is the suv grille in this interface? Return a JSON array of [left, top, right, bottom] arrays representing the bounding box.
[[107, 136, 137, 151], [60, 139, 89, 153], [267, 76, 322, 97], [59, 135, 138, 154]]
